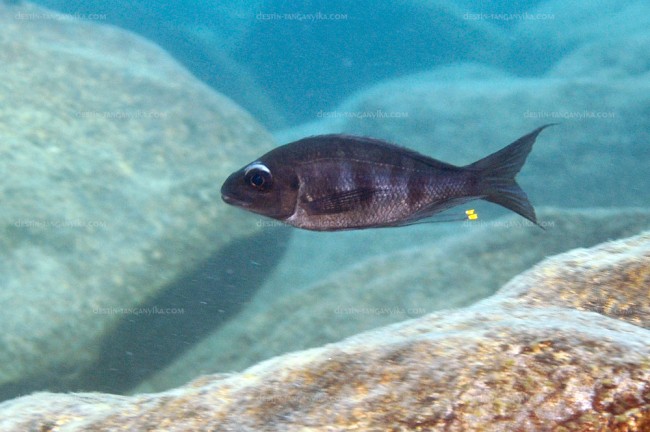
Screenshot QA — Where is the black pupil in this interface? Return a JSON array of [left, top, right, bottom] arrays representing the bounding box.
[[250, 172, 265, 187], [245, 166, 272, 191]]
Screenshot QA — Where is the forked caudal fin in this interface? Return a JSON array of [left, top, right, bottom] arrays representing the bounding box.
[[465, 124, 555, 228]]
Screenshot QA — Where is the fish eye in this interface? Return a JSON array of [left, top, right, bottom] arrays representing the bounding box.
[[244, 163, 272, 191]]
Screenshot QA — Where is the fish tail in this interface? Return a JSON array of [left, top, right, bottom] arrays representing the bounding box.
[[466, 124, 555, 228]]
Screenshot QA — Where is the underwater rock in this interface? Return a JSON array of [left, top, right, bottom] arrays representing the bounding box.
[[31, 0, 510, 127], [548, 30, 650, 80], [258, 24, 650, 349], [319, 62, 650, 210], [233, 0, 511, 125], [508, 0, 650, 75], [0, 2, 278, 396], [29, 0, 286, 128], [138, 207, 650, 392], [0, 231, 648, 430]]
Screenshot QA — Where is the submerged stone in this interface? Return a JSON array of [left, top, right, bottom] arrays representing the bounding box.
[[140, 208, 650, 392], [0, 231, 648, 430], [0, 1, 279, 397]]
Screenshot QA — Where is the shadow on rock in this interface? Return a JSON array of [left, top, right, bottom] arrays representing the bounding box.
[[0, 227, 290, 399]]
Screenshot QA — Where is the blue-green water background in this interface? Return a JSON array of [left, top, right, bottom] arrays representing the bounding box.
[[33, 0, 556, 129], [5, 0, 648, 400]]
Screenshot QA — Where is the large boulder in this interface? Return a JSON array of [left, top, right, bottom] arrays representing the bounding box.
[[298, 61, 649, 210], [509, 0, 650, 75], [30, 0, 285, 127], [0, 2, 282, 398], [32, 0, 512, 126], [138, 207, 650, 392], [267, 34, 650, 302], [0, 231, 648, 430]]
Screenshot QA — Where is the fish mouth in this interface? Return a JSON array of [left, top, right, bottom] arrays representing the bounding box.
[[221, 193, 250, 208]]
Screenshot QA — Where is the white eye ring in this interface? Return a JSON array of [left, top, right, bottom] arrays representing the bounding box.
[[244, 162, 271, 176]]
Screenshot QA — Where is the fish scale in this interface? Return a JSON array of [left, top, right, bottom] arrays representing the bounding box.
[[221, 125, 554, 231]]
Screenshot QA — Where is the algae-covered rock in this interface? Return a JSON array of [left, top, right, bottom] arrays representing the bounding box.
[[510, 0, 650, 75], [139, 207, 650, 392], [266, 49, 650, 305], [323, 67, 649, 210], [0, 231, 648, 431], [548, 30, 650, 80], [500, 230, 650, 329], [0, 2, 278, 395]]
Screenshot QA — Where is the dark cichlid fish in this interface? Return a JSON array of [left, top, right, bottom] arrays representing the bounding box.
[[221, 125, 553, 231]]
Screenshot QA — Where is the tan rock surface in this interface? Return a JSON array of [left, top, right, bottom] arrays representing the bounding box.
[[140, 208, 650, 393], [0, 232, 647, 431]]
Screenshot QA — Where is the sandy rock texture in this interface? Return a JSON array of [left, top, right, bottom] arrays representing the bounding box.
[[0, 231, 647, 431], [140, 208, 650, 392]]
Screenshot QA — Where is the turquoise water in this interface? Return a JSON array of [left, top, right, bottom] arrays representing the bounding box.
[[2, 0, 648, 402], [32, 0, 565, 128]]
